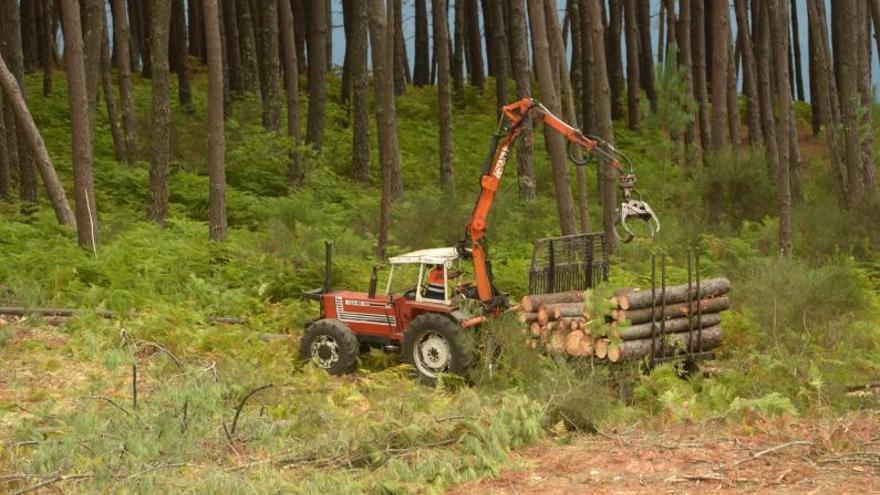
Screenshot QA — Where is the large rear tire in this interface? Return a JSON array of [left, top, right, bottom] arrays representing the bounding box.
[[402, 313, 474, 385], [300, 319, 359, 375]]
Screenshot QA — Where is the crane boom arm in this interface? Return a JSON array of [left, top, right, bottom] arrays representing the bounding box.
[[465, 97, 622, 304]]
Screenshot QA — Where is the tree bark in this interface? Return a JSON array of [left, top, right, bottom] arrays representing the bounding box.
[[0, 52, 75, 225], [733, 0, 762, 147], [82, 0, 102, 128], [617, 277, 731, 310], [204, 0, 227, 241], [615, 296, 730, 325], [528, 0, 578, 236], [37, 0, 53, 96], [754, 0, 779, 180], [726, 26, 742, 152], [790, 0, 805, 101], [413, 0, 430, 86], [235, 0, 259, 93], [348, 0, 370, 183], [691, 0, 711, 152], [636, 0, 657, 113], [676, 0, 700, 167], [171, 0, 193, 109], [482, 0, 496, 77], [435, 0, 454, 191], [148, 0, 171, 226], [392, 0, 409, 94], [606, 0, 625, 120], [279, 0, 302, 188], [453, 0, 466, 93], [100, 13, 126, 162], [620, 313, 722, 341], [368, 0, 400, 258], [21, 0, 38, 73], [806, 0, 848, 209], [617, 325, 723, 360], [508, 0, 535, 200], [293, 0, 306, 76], [767, 0, 792, 257], [585, 0, 618, 253], [112, 0, 138, 163], [491, 0, 509, 111], [257, 0, 281, 130], [836, 1, 867, 206], [306, 0, 328, 151], [623, 0, 640, 130], [465, 0, 485, 88], [187, 0, 204, 60], [59, 0, 100, 249], [710, 0, 729, 154], [857, 1, 877, 196], [222, 0, 243, 95], [578, 0, 595, 134]]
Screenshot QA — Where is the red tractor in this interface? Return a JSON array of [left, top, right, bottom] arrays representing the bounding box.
[[301, 98, 659, 383]]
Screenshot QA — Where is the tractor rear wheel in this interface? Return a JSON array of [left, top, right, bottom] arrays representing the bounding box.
[[402, 313, 474, 385], [300, 319, 359, 375]]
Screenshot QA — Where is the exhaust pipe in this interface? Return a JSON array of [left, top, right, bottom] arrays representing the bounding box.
[[323, 240, 333, 292], [368, 266, 378, 298]]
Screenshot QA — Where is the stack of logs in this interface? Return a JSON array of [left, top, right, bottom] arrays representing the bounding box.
[[518, 278, 730, 362]]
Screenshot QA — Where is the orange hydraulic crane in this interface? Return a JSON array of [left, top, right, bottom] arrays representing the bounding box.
[[464, 98, 659, 304]]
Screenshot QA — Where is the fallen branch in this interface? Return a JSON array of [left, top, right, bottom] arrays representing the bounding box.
[[0, 307, 246, 325], [729, 440, 814, 467], [9, 474, 93, 495], [230, 384, 274, 435]]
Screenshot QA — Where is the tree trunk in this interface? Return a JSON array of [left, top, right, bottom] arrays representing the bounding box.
[[623, 0, 640, 130], [726, 26, 741, 152], [453, 0, 466, 93], [21, 0, 38, 73], [790, 0, 805, 101], [509, 0, 535, 200], [347, 0, 370, 183], [0, 102, 8, 199], [807, 0, 848, 209], [585, 0, 618, 253], [871, 1, 880, 68], [306, 0, 327, 151], [676, 0, 700, 167], [257, 0, 281, 130], [755, 0, 779, 179], [236, 0, 259, 93], [112, 0, 138, 163], [617, 326, 723, 360], [527, 0, 578, 236], [128, 0, 145, 72], [148, 0, 171, 226], [392, 0, 409, 94], [636, 0, 657, 113], [837, 1, 867, 206], [222, 0, 243, 95], [37, 0, 53, 96], [0, 52, 75, 225], [171, 0, 193, 110], [491, 0, 509, 111], [59, 0, 100, 250], [341, 0, 354, 104], [203, 0, 227, 241], [568, 0, 583, 123], [606, 0, 625, 120], [279, 0, 302, 188], [81, 0, 102, 129], [482, 0, 496, 77], [616, 277, 731, 310], [767, 0, 792, 257], [413, 0, 430, 86], [691, 0, 711, 152], [465, 0, 485, 88], [710, 0, 729, 154], [858, 1, 877, 196], [435, 0, 454, 191], [578, 0, 596, 134], [368, 0, 400, 258], [293, 0, 306, 76], [187, 0, 203, 60], [521, 290, 585, 312], [733, 0, 762, 147], [100, 13, 126, 162], [615, 296, 730, 325]]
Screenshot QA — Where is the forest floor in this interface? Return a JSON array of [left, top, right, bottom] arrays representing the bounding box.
[[448, 414, 880, 495]]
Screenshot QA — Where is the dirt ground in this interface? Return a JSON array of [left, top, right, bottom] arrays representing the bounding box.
[[448, 415, 880, 495]]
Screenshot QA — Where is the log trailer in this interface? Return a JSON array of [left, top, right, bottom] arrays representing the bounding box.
[[302, 98, 659, 383]]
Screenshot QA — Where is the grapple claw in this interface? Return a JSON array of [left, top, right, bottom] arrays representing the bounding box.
[[615, 199, 660, 243]]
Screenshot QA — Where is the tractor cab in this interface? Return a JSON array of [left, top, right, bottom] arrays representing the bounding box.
[[386, 247, 465, 306]]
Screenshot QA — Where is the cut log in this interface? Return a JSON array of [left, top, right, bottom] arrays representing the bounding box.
[[615, 277, 730, 310], [547, 329, 568, 353], [529, 321, 542, 336], [617, 326, 723, 360], [564, 330, 584, 355], [615, 296, 730, 325], [576, 334, 593, 356], [607, 341, 622, 362], [537, 304, 550, 326], [548, 302, 588, 319], [521, 290, 584, 312], [595, 338, 609, 359], [558, 316, 584, 332], [619, 313, 722, 341], [518, 312, 540, 324]]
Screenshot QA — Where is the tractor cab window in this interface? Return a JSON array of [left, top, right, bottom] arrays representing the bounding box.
[[381, 264, 422, 298]]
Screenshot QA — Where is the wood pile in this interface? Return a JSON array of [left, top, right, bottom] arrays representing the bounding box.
[[517, 278, 730, 362]]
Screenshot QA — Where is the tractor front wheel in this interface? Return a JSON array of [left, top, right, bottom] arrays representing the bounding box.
[[300, 319, 359, 375], [402, 313, 474, 385]]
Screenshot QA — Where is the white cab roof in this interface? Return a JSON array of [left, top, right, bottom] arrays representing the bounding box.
[[388, 247, 463, 265]]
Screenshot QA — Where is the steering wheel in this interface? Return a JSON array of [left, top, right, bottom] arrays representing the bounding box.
[[402, 287, 419, 300]]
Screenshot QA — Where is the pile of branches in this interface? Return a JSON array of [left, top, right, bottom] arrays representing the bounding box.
[[516, 278, 730, 362]]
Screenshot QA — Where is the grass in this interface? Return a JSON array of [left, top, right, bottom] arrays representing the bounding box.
[[1, 69, 879, 492]]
